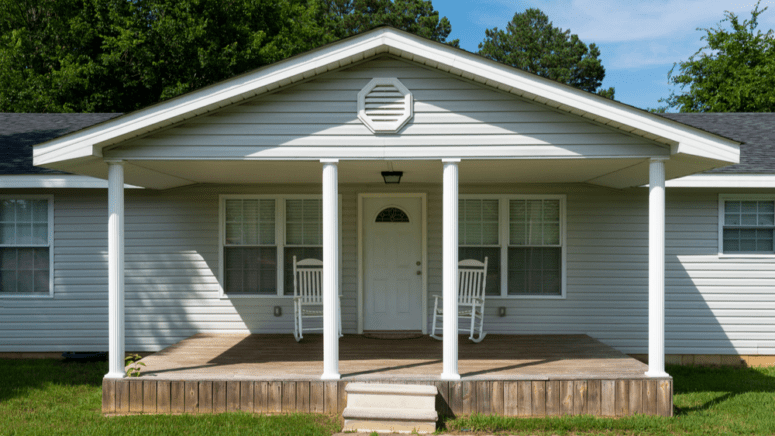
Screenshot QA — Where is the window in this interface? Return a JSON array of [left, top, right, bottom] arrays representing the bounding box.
[[459, 195, 565, 298], [220, 195, 336, 297], [0, 197, 53, 297], [376, 207, 409, 223], [720, 196, 775, 254], [508, 199, 562, 295], [283, 199, 322, 296], [458, 199, 500, 296], [223, 199, 277, 295]]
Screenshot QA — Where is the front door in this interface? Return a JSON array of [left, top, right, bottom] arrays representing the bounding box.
[[363, 196, 423, 331]]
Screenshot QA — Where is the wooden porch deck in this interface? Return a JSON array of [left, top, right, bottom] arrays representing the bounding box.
[[102, 334, 673, 417]]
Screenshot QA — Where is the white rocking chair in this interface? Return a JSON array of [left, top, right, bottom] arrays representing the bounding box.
[[430, 257, 488, 343], [292, 256, 343, 342]]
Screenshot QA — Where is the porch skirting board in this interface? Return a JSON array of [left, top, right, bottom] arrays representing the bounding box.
[[101, 378, 673, 417]]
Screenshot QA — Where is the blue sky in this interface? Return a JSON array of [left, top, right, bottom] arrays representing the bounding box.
[[433, 0, 775, 111]]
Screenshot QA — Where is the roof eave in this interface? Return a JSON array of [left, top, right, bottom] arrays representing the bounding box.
[[32, 27, 740, 169]]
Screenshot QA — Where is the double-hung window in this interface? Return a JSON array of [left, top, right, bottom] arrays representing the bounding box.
[[720, 195, 775, 254], [458, 199, 501, 296], [459, 195, 565, 298], [508, 199, 562, 295], [283, 199, 322, 295], [223, 198, 278, 295], [0, 196, 53, 297], [220, 195, 328, 297]]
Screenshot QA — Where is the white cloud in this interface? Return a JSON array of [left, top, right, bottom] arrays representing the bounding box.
[[522, 0, 775, 43]]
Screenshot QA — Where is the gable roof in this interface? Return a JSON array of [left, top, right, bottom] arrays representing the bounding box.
[[30, 27, 739, 177], [660, 113, 775, 174], [0, 113, 121, 175]]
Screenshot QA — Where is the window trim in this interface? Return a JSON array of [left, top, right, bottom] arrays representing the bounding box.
[[459, 194, 567, 300], [0, 195, 54, 299], [218, 194, 342, 299], [718, 194, 775, 258]]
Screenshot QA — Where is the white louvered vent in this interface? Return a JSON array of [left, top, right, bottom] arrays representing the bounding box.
[[357, 78, 413, 134]]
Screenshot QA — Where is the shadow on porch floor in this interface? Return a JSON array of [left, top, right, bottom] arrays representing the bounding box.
[[134, 334, 649, 381]]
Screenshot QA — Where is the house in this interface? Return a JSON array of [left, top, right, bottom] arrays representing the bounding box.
[[1, 27, 772, 417]]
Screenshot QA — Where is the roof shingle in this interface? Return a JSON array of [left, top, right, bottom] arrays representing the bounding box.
[[0, 113, 121, 175], [660, 113, 775, 173]]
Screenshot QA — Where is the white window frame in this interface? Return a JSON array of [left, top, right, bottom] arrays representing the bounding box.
[[718, 194, 775, 258], [459, 194, 567, 300], [0, 195, 54, 298], [218, 194, 341, 298]]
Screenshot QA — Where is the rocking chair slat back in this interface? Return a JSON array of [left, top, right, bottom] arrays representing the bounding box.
[[294, 257, 324, 304], [458, 258, 487, 306]]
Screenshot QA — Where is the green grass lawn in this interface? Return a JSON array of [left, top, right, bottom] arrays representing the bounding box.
[[1, 360, 774, 436], [0, 359, 339, 436]]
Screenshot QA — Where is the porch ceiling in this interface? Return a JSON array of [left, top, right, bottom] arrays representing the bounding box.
[[67, 158, 666, 189]]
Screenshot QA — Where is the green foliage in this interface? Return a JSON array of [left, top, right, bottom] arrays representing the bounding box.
[[0, 0, 315, 113], [0, 0, 456, 113], [310, 0, 457, 47], [478, 8, 614, 99], [0, 358, 341, 435], [124, 354, 145, 377], [663, 1, 775, 112]]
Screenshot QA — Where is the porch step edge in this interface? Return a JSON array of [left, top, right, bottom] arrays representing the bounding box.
[[342, 407, 438, 421], [345, 382, 437, 396]]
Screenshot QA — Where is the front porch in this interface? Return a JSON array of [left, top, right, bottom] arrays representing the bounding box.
[[102, 333, 673, 417]]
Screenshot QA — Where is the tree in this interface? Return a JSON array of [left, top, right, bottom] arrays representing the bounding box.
[[0, 0, 315, 113], [478, 8, 614, 98], [310, 0, 457, 47], [662, 2, 775, 112], [0, 0, 456, 113]]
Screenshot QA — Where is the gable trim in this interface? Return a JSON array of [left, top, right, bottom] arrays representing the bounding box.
[[32, 28, 739, 170]]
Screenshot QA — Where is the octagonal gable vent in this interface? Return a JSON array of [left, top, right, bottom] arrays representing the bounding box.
[[357, 78, 413, 134]]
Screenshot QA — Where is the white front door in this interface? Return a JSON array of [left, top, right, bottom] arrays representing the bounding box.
[[363, 196, 423, 331]]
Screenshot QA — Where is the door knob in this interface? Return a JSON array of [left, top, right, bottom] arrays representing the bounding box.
[[416, 271, 422, 275]]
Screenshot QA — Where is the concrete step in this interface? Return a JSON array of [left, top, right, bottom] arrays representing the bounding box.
[[342, 383, 438, 434]]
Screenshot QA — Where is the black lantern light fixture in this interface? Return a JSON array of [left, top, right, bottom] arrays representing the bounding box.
[[381, 171, 403, 184]]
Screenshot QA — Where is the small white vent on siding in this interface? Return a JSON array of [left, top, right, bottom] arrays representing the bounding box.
[[357, 78, 413, 134]]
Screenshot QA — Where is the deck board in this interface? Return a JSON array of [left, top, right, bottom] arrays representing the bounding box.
[[104, 333, 672, 417], [134, 333, 649, 381]]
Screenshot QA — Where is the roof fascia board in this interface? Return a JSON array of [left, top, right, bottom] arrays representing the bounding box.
[[379, 31, 740, 163], [0, 174, 142, 189], [34, 27, 739, 167], [666, 174, 775, 188], [103, 145, 671, 161]]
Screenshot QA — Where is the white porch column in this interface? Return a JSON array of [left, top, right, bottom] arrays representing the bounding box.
[[646, 158, 669, 378], [441, 159, 461, 380], [321, 159, 340, 380], [105, 160, 126, 379]]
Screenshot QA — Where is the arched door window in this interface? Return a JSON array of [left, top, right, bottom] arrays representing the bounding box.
[[375, 207, 409, 223]]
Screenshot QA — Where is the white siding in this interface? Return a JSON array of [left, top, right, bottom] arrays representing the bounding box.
[[111, 57, 666, 160], [2, 185, 773, 356]]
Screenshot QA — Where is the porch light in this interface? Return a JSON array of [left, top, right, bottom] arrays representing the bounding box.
[[381, 171, 403, 184]]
